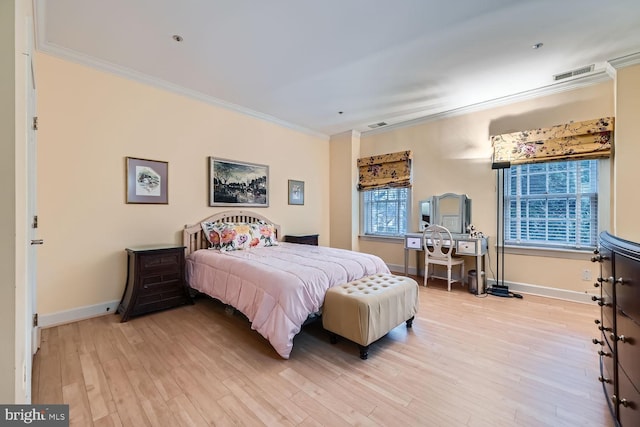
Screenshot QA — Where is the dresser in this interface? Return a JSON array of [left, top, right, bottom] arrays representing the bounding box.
[[284, 234, 319, 246], [118, 245, 193, 322], [592, 232, 640, 426]]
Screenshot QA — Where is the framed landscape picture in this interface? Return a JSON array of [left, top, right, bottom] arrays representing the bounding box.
[[288, 179, 304, 205], [126, 157, 168, 204], [209, 157, 269, 207]]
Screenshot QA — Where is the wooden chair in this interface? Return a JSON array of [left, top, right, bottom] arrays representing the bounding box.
[[423, 224, 465, 291]]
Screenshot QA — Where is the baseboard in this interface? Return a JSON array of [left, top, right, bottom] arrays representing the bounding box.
[[38, 300, 120, 328], [388, 263, 597, 304], [486, 280, 597, 304]]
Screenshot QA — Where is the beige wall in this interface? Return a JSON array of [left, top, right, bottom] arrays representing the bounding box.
[[329, 131, 360, 250], [358, 82, 615, 294], [613, 63, 640, 241], [36, 53, 330, 315]]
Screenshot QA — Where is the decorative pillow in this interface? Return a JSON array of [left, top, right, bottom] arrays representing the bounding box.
[[202, 221, 278, 252], [254, 221, 278, 248], [201, 221, 223, 249]]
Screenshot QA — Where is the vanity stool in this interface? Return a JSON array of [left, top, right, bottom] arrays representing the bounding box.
[[322, 274, 419, 359]]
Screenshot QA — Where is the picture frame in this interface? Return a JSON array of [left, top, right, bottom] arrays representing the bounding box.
[[209, 157, 269, 207], [288, 179, 304, 205], [126, 157, 168, 204]]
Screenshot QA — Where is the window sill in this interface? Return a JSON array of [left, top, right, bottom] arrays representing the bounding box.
[[501, 244, 595, 260], [358, 234, 404, 244]]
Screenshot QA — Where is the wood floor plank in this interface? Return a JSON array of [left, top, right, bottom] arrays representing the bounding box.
[[32, 278, 615, 427]]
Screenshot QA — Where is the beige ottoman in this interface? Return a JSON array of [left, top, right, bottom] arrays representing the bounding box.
[[322, 274, 419, 359]]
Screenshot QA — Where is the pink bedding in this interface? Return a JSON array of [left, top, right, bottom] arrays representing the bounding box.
[[185, 242, 390, 358]]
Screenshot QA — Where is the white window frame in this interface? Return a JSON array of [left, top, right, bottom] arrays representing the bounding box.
[[360, 187, 410, 238], [504, 159, 602, 252]]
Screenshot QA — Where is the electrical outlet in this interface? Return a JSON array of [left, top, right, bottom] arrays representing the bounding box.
[[582, 269, 592, 281]]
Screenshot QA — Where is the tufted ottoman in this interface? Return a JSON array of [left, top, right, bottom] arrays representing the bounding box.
[[322, 274, 419, 359]]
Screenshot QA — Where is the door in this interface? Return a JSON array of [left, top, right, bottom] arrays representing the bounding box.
[[25, 18, 39, 402]]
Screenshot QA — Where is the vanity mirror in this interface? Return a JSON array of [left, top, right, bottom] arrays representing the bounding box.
[[418, 193, 471, 234]]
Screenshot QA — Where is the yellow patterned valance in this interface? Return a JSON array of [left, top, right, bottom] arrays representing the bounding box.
[[357, 150, 412, 191], [491, 117, 614, 166]]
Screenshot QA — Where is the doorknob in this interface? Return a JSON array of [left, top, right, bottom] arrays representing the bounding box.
[[30, 239, 44, 245]]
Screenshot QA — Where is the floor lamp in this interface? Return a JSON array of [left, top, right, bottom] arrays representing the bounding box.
[[489, 161, 516, 298]]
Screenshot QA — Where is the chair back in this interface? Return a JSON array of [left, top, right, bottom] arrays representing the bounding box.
[[423, 224, 454, 260]]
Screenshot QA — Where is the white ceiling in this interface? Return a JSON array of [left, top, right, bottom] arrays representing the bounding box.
[[35, 0, 640, 137]]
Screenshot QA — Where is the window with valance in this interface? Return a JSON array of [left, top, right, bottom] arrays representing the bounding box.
[[490, 117, 613, 250], [357, 150, 412, 191], [490, 117, 614, 166]]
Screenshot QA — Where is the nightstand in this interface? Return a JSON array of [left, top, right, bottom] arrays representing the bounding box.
[[118, 245, 193, 322], [284, 234, 319, 246]]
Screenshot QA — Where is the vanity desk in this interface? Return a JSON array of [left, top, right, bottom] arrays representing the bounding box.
[[403, 233, 488, 292], [407, 193, 488, 293]]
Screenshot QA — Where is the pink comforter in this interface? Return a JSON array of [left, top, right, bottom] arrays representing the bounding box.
[[185, 242, 390, 358]]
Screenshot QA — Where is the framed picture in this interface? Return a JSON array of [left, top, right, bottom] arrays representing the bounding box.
[[288, 179, 304, 205], [209, 157, 269, 207], [126, 157, 168, 204]]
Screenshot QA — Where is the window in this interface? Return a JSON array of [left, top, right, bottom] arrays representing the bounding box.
[[363, 187, 409, 237], [505, 159, 598, 249]]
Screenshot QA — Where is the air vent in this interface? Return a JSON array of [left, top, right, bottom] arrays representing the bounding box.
[[368, 121, 388, 129], [553, 64, 595, 81]]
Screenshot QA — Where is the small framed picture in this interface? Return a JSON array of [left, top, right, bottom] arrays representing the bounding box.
[[126, 157, 168, 204], [288, 180, 304, 205]]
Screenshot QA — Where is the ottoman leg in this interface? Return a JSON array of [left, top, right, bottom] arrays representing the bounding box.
[[406, 316, 415, 328], [358, 344, 369, 360]]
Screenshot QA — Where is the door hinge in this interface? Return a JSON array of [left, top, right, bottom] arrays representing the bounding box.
[[32, 215, 38, 229], [32, 116, 38, 130], [33, 313, 38, 327]]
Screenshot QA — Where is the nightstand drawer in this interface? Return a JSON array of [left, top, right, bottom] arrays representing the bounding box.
[[141, 253, 181, 271], [141, 272, 181, 287]]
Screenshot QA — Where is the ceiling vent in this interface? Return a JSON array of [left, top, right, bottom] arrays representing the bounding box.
[[368, 121, 388, 129], [553, 64, 595, 81]]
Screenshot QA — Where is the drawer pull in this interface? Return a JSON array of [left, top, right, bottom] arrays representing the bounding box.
[[598, 376, 612, 384], [592, 338, 604, 346], [615, 277, 624, 285], [597, 350, 611, 357], [610, 333, 627, 343], [611, 395, 630, 408]]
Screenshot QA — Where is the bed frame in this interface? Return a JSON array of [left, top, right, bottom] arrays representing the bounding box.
[[183, 209, 282, 256]]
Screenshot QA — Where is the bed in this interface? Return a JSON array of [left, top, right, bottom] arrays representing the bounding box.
[[183, 210, 391, 359]]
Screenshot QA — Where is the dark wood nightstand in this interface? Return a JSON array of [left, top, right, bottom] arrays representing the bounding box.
[[284, 234, 319, 246], [118, 245, 193, 322]]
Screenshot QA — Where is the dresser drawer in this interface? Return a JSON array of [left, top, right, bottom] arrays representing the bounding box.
[[618, 367, 640, 427], [616, 309, 640, 391], [600, 353, 616, 408], [615, 253, 640, 321]]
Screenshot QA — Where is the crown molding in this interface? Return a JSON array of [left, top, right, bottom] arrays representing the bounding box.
[[362, 69, 613, 136], [34, 41, 329, 141], [608, 51, 640, 70]]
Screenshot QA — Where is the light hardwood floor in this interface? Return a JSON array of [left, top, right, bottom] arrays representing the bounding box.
[[32, 278, 614, 427]]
